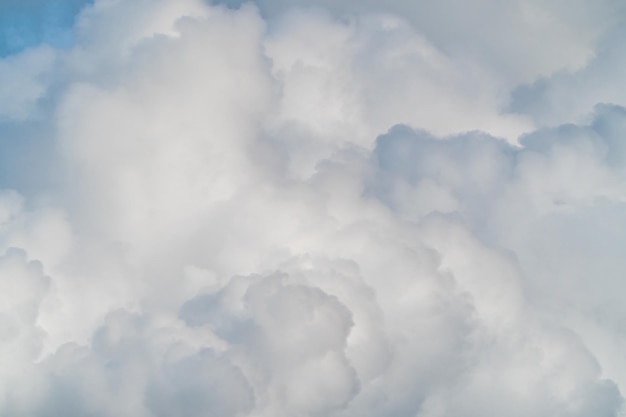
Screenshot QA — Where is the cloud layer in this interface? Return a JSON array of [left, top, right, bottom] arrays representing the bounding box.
[[1, 0, 626, 416]]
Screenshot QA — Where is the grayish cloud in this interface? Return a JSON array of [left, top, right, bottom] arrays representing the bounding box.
[[510, 25, 626, 127]]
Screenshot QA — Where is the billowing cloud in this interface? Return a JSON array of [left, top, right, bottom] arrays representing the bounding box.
[[510, 25, 626, 127], [0, 0, 625, 416]]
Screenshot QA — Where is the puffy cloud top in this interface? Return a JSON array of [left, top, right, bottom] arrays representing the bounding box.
[[0, 0, 626, 416]]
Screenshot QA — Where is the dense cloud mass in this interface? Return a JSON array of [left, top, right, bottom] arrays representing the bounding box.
[[1, 0, 626, 415]]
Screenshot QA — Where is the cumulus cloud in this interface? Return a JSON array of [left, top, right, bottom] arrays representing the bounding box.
[[510, 25, 626, 127], [224, 0, 622, 84], [0, 0, 625, 416]]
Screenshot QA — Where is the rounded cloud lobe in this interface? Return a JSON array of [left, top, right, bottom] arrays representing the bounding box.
[[1, 0, 626, 416]]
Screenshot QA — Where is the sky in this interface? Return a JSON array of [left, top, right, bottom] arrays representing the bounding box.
[[1, 0, 626, 416]]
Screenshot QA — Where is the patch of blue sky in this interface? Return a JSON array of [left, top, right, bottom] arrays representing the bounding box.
[[0, 0, 92, 57]]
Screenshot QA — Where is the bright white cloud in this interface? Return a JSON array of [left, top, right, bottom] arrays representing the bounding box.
[[0, 0, 625, 416]]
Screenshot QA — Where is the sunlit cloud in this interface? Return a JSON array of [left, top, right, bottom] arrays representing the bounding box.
[[0, 1, 625, 416]]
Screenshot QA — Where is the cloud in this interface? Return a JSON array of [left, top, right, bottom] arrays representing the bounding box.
[[222, 0, 622, 84], [0, 45, 56, 120], [509, 24, 626, 127], [0, 0, 625, 416]]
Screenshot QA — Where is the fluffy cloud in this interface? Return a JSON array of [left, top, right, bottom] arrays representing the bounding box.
[[223, 0, 621, 84], [510, 26, 626, 127], [0, 0, 625, 416]]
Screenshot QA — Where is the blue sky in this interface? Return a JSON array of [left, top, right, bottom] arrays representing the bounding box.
[[0, 0, 90, 56]]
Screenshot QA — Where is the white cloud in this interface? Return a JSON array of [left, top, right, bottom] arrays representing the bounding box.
[[510, 26, 626, 127], [227, 0, 621, 82], [0, 0, 624, 416]]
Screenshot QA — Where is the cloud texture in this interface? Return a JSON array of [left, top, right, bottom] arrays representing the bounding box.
[[1, 0, 626, 415]]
